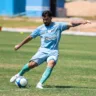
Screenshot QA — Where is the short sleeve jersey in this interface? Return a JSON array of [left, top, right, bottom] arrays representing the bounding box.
[[30, 22, 68, 50]]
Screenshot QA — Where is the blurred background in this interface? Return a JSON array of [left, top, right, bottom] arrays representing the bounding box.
[[0, 0, 96, 17], [0, 0, 96, 33]]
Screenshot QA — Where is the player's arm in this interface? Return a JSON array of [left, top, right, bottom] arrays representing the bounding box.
[[14, 27, 40, 51], [67, 20, 91, 29], [14, 35, 32, 51]]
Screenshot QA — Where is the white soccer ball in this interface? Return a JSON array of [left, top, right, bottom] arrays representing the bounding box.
[[15, 76, 28, 88]]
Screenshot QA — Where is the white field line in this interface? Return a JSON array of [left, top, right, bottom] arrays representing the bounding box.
[[2, 27, 33, 32], [2, 27, 96, 36], [62, 31, 96, 36]]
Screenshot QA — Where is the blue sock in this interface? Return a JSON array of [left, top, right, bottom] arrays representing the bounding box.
[[39, 67, 53, 84], [19, 63, 30, 76]]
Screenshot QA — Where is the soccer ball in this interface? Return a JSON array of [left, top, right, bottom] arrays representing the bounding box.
[[15, 76, 28, 88]]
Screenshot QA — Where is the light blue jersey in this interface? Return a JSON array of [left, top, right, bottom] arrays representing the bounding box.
[[30, 22, 68, 64], [30, 22, 68, 50]]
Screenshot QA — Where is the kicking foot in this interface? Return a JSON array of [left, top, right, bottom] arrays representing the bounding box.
[[10, 74, 20, 83], [36, 82, 43, 89]]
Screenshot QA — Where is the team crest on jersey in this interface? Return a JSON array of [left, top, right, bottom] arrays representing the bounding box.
[[48, 30, 51, 33], [40, 27, 46, 31], [48, 28, 57, 33]]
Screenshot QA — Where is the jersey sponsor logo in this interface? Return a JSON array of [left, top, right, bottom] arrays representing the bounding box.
[[45, 36, 57, 41]]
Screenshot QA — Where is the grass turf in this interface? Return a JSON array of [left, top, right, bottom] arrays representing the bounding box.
[[0, 17, 42, 27], [0, 32, 96, 96]]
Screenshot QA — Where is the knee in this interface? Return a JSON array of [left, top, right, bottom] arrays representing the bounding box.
[[28, 61, 38, 68], [47, 60, 56, 68]]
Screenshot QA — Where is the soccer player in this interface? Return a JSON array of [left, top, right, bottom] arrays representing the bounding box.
[[10, 10, 90, 89]]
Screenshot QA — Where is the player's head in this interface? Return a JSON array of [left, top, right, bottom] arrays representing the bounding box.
[[42, 10, 52, 26]]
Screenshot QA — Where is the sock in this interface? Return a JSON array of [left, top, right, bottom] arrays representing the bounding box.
[[18, 63, 30, 76], [39, 66, 53, 84]]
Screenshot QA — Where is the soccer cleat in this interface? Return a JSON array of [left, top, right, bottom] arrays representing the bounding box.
[[10, 74, 20, 83], [36, 82, 43, 89]]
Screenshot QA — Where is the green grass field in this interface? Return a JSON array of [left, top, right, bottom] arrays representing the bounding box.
[[0, 17, 42, 27], [0, 32, 96, 96]]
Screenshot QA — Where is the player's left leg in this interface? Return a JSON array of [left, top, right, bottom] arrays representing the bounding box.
[[36, 55, 58, 89], [36, 60, 55, 89]]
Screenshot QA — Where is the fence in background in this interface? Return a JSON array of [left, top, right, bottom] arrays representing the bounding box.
[[0, 0, 66, 17], [0, 0, 26, 16]]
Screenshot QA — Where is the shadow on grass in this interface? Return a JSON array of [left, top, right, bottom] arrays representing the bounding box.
[[44, 85, 96, 89]]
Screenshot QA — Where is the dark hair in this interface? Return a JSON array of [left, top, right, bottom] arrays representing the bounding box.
[[42, 10, 52, 17]]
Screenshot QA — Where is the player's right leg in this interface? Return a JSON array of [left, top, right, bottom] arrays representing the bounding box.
[[10, 50, 47, 83], [10, 61, 38, 83]]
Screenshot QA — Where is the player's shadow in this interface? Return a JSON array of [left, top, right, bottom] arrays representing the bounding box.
[[44, 85, 93, 89]]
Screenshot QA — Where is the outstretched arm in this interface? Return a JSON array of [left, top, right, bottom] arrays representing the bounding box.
[[67, 19, 91, 29], [14, 35, 32, 51]]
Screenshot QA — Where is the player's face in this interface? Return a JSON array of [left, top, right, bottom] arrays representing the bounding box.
[[42, 15, 52, 26]]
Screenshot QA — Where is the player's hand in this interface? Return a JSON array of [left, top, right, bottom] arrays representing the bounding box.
[[72, 19, 87, 24], [84, 20, 91, 24], [71, 18, 91, 27], [14, 44, 21, 51]]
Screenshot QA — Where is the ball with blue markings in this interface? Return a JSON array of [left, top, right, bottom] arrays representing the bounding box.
[[15, 76, 28, 88]]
